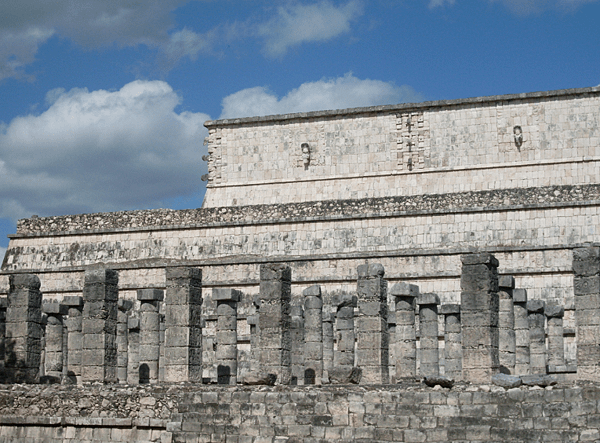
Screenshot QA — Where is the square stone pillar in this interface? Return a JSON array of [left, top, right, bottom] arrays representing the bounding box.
[[545, 304, 566, 371], [303, 285, 323, 385], [498, 275, 516, 374], [213, 288, 241, 385], [573, 247, 600, 380], [391, 283, 418, 379], [356, 264, 389, 384], [164, 267, 203, 383], [513, 288, 530, 375], [257, 264, 292, 385], [322, 310, 334, 383], [117, 299, 133, 384], [527, 299, 547, 374], [6, 274, 43, 383], [42, 302, 68, 382], [138, 289, 163, 384], [440, 304, 461, 380], [460, 253, 500, 383], [127, 317, 140, 384], [290, 305, 304, 385], [417, 293, 440, 377], [81, 269, 118, 383], [63, 296, 83, 384], [332, 293, 356, 382]]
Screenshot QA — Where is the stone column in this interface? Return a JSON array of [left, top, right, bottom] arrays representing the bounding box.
[[214, 288, 241, 385], [356, 264, 389, 384], [63, 296, 83, 384], [247, 313, 259, 374], [333, 294, 356, 378], [290, 305, 304, 385], [460, 253, 500, 383], [127, 317, 140, 384], [498, 275, 516, 374], [81, 269, 118, 383], [164, 267, 203, 383], [527, 299, 547, 374], [417, 293, 440, 377], [322, 310, 334, 383], [138, 289, 163, 384], [546, 304, 565, 371], [391, 283, 418, 379], [572, 247, 600, 379], [42, 302, 68, 382], [303, 285, 323, 385], [513, 288, 530, 375], [5, 274, 43, 383], [257, 264, 292, 385], [116, 299, 133, 384], [440, 304, 461, 380]]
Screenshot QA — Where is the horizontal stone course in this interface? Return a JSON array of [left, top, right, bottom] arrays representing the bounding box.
[[0, 382, 596, 442]]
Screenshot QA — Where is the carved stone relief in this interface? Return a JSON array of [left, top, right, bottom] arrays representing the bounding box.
[[396, 112, 430, 170]]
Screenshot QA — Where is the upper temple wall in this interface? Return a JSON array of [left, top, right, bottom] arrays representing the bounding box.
[[203, 87, 600, 207]]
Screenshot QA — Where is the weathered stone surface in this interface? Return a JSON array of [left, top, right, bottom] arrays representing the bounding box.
[[520, 374, 558, 387], [240, 372, 277, 385], [329, 367, 362, 384], [492, 373, 522, 388]]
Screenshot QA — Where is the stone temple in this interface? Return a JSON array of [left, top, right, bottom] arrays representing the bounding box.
[[0, 86, 599, 442]]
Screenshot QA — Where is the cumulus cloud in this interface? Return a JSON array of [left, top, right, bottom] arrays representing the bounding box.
[[219, 73, 423, 119], [0, 247, 5, 262], [257, 1, 363, 57], [0, 80, 209, 221], [0, 0, 211, 81]]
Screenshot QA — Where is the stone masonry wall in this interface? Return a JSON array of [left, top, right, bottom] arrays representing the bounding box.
[[203, 87, 600, 207], [0, 382, 600, 443]]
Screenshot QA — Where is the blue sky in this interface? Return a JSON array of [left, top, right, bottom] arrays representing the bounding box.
[[1, 0, 600, 259]]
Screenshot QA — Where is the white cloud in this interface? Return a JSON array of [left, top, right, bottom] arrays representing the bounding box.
[[429, 0, 598, 13], [0, 80, 209, 221], [0, 0, 209, 81], [494, 0, 598, 14], [257, 1, 363, 57], [428, 0, 455, 8], [219, 73, 423, 119], [0, 246, 6, 263]]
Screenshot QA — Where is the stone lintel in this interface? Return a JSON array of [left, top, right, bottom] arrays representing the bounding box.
[[417, 293, 440, 306], [128, 318, 140, 330], [42, 302, 68, 316], [461, 253, 499, 267], [498, 275, 515, 289], [213, 288, 242, 302], [9, 274, 41, 290], [439, 304, 460, 315], [165, 266, 202, 281], [390, 282, 419, 298], [527, 300, 546, 313], [137, 289, 164, 302], [545, 304, 565, 318], [513, 289, 528, 303], [246, 314, 258, 326]]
